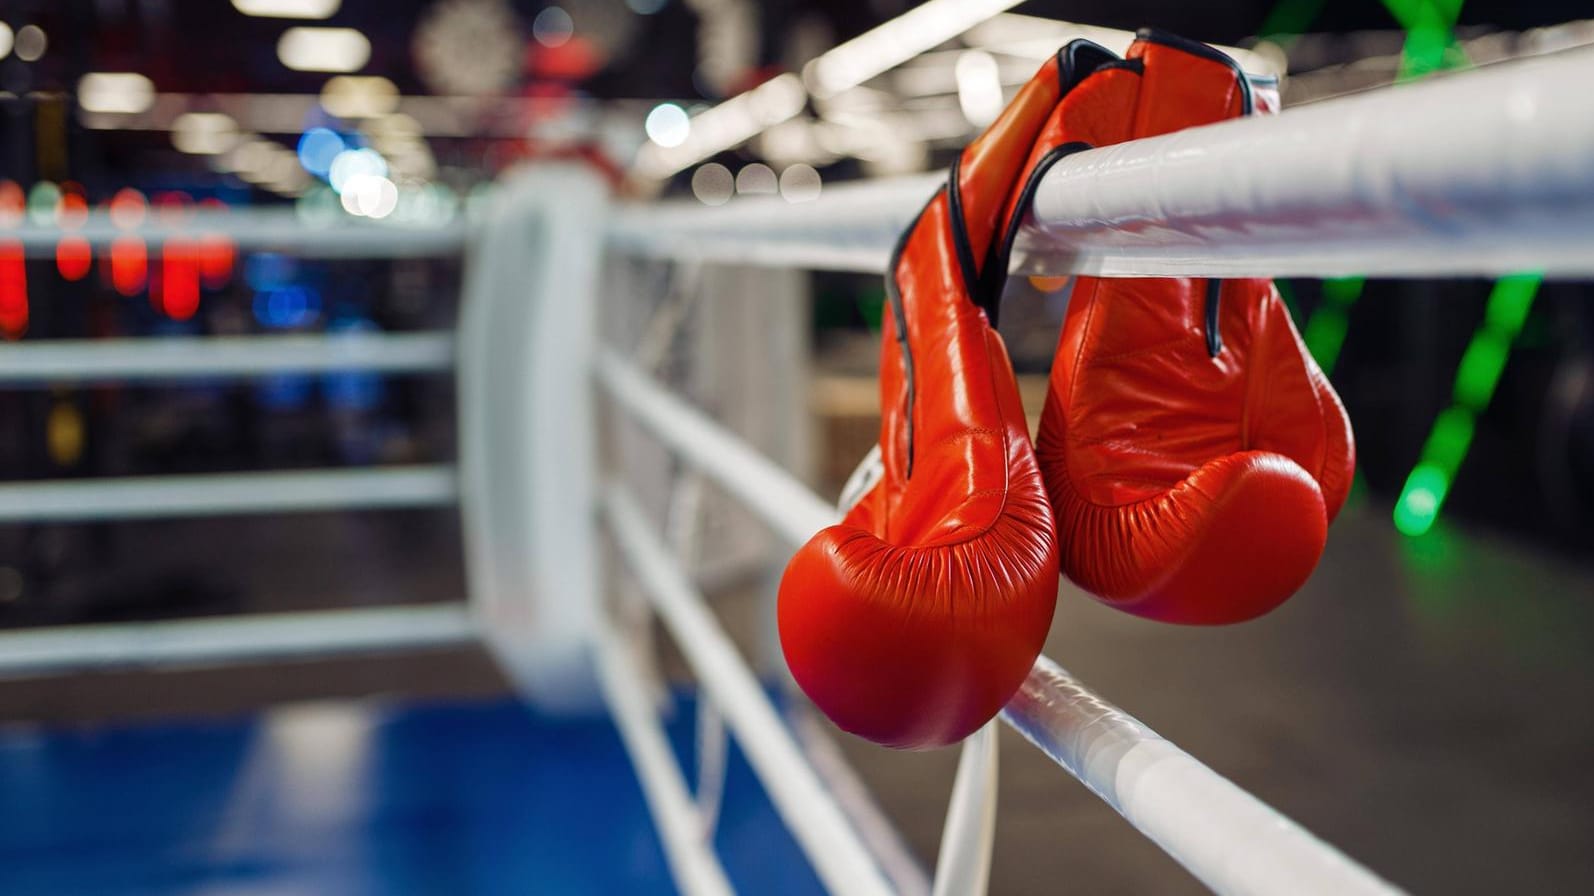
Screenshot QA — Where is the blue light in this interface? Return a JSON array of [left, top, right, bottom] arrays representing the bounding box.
[[325, 370, 383, 410], [324, 318, 384, 410], [297, 128, 346, 178], [256, 374, 313, 410], [252, 285, 322, 329], [243, 252, 297, 291]]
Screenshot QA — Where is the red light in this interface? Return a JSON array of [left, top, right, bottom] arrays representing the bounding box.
[[57, 193, 90, 229], [159, 241, 200, 320], [0, 241, 26, 340], [198, 234, 235, 287], [108, 188, 147, 230], [111, 236, 148, 296], [0, 182, 24, 228], [194, 199, 234, 287], [56, 236, 92, 281], [153, 191, 192, 225]]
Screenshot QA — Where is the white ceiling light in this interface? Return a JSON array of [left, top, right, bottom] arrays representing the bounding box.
[[320, 75, 399, 119], [644, 103, 690, 148], [14, 24, 46, 62], [635, 73, 805, 178], [172, 112, 240, 155], [633, 0, 1023, 180], [779, 164, 822, 203], [0, 23, 12, 60], [735, 162, 776, 195], [327, 147, 387, 193], [260, 150, 303, 189], [350, 175, 399, 218], [277, 27, 371, 73], [802, 0, 1021, 99], [266, 163, 314, 196], [366, 112, 422, 142], [232, 0, 341, 18], [531, 6, 573, 48], [340, 185, 365, 215], [77, 72, 156, 114], [413, 0, 523, 96], [690, 163, 733, 206], [231, 141, 285, 181]]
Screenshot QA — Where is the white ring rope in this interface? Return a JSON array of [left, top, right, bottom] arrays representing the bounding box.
[[596, 349, 1404, 895], [610, 47, 1594, 279]]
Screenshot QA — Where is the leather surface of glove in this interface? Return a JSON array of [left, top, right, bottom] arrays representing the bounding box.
[[777, 53, 1071, 751], [1031, 32, 1356, 625]]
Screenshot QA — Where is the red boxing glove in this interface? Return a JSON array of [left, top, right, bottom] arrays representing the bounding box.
[[1032, 32, 1356, 624], [776, 53, 1073, 750]]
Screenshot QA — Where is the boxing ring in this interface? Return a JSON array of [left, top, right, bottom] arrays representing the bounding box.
[[3, 44, 1594, 894]]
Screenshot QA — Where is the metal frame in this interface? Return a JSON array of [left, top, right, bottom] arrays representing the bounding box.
[[0, 332, 453, 383], [0, 466, 456, 522], [0, 604, 474, 678], [13, 209, 465, 257]]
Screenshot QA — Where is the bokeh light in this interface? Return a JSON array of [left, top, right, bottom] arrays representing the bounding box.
[[108, 188, 148, 229], [297, 128, 347, 177], [343, 174, 399, 218], [253, 285, 322, 329], [0, 182, 22, 227], [159, 242, 201, 320], [56, 237, 92, 281], [14, 25, 45, 62], [691, 163, 734, 206], [327, 148, 387, 193], [735, 163, 777, 195], [779, 164, 822, 203], [532, 7, 574, 48], [644, 103, 691, 148], [0, 241, 26, 340], [109, 236, 148, 296], [26, 182, 61, 225], [56, 192, 89, 229]]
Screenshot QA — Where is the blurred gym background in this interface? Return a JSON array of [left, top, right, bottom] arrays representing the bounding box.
[[1, 1, 1592, 894]]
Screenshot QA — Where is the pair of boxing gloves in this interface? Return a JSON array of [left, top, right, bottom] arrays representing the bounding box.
[[778, 31, 1356, 750]]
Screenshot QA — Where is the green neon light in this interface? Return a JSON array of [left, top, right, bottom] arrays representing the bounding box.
[[1394, 463, 1449, 536], [1484, 273, 1540, 332], [1301, 276, 1364, 374], [1452, 333, 1510, 408], [1303, 312, 1351, 373], [1380, 0, 1469, 79], [1394, 274, 1542, 536], [1321, 276, 1365, 305], [1419, 406, 1476, 477]]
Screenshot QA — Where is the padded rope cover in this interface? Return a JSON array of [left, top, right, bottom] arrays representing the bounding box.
[[776, 47, 1082, 750], [1032, 32, 1356, 624]]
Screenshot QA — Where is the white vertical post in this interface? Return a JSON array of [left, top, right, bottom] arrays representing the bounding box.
[[458, 164, 610, 711], [932, 724, 999, 896]]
